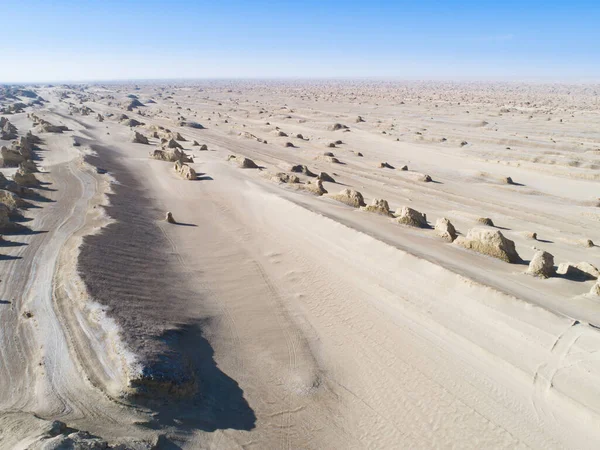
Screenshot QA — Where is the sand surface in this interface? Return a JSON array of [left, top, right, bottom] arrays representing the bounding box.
[[0, 81, 599, 449]]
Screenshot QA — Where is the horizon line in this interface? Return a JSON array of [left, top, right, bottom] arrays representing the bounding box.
[[3, 75, 600, 86]]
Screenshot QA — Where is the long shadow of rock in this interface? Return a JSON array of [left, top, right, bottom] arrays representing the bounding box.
[[1, 225, 47, 236], [136, 321, 256, 432]]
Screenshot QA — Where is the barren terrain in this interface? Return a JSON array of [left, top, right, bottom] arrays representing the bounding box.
[[0, 80, 599, 449]]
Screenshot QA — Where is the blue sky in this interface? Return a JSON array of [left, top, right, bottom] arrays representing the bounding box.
[[2, 0, 599, 82]]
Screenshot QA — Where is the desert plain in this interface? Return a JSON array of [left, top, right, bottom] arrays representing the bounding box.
[[0, 80, 599, 449]]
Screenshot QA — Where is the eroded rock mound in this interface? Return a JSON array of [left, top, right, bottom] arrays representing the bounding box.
[[150, 148, 192, 163], [239, 131, 267, 143], [361, 198, 392, 216], [0, 189, 26, 209], [126, 98, 144, 110], [557, 262, 599, 281], [591, 282, 600, 296], [330, 123, 349, 131], [174, 160, 197, 180], [317, 172, 335, 183], [29, 114, 69, 133], [331, 189, 366, 207], [124, 118, 144, 127], [271, 173, 300, 184], [527, 250, 556, 278], [455, 228, 522, 263], [1, 146, 25, 167], [132, 131, 149, 144], [1, 118, 18, 140], [395, 206, 428, 228], [435, 217, 457, 242], [163, 138, 183, 150], [19, 160, 38, 173], [166, 212, 176, 223], [477, 217, 494, 226], [228, 154, 259, 168], [13, 168, 39, 186], [290, 164, 316, 177], [301, 179, 327, 196]]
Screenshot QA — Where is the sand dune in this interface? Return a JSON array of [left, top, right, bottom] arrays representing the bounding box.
[[0, 81, 599, 449]]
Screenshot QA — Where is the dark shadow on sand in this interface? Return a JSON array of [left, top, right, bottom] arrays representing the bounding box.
[[0, 254, 22, 261], [26, 192, 56, 203], [2, 227, 48, 236], [136, 321, 256, 432], [0, 239, 28, 248]]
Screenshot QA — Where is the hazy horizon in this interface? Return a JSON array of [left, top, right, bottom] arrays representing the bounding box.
[[2, 0, 599, 83]]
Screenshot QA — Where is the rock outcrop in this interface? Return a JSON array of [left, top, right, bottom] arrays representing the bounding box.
[[150, 148, 192, 163], [455, 228, 522, 263], [330, 123, 349, 131], [227, 154, 259, 169], [0, 189, 26, 209], [527, 250, 556, 278], [361, 198, 392, 216], [174, 160, 197, 180], [1, 146, 25, 167], [132, 131, 149, 144], [395, 206, 428, 228], [557, 262, 599, 281], [271, 173, 300, 184], [331, 189, 366, 207], [317, 172, 335, 183], [435, 218, 457, 242], [13, 168, 39, 186], [477, 217, 495, 226], [301, 179, 327, 196], [1, 118, 18, 140], [164, 138, 183, 150], [290, 165, 317, 177]]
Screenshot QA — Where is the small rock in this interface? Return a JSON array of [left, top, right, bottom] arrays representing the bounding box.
[[477, 217, 494, 226], [527, 250, 556, 278], [435, 218, 457, 242]]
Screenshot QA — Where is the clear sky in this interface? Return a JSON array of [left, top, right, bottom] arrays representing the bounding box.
[[2, 0, 599, 83]]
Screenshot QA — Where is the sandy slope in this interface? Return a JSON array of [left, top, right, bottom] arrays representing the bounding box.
[[1, 81, 600, 449]]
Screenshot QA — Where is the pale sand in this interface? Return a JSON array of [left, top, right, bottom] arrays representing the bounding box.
[[0, 81, 599, 448]]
